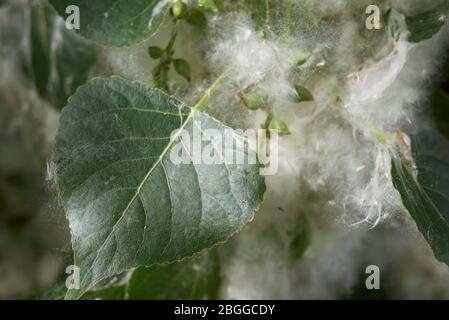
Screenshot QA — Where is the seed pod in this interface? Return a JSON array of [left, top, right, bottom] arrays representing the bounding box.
[[291, 85, 314, 102], [242, 93, 268, 110], [148, 46, 163, 59], [270, 119, 291, 136]]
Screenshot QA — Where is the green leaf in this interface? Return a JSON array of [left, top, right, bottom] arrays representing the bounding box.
[[81, 251, 221, 300], [53, 76, 266, 299], [148, 46, 163, 59], [198, 0, 219, 13], [186, 9, 207, 28], [27, 3, 97, 110], [173, 58, 191, 81], [52, 36, 97, 110], [250, 0, 269, 33], [291, 85, 314, 102], [48, 0, 170, 47], [431, 89, 449, 140], [405, 2, 449, 43], [127, 252, 221, 299], [241, 93, 268, 110], [270, 119, 291, 136], [391, 131, 449, 266]]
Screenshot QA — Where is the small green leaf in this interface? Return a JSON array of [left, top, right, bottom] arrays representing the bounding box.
[[405, 3, 449, 43], [391, 130, 449, 266], [270, 119, 291, 136], [186, 9, 207, 28], [49, 0, 170, 47], [173, 58, 191, 81], [292, 85, 314, 102], [198, 0, 219, 13], [53, 77, 266, 299], [148, 46, 163, 59], [171, 0, 187, 20], [242, 93, 268, 110]]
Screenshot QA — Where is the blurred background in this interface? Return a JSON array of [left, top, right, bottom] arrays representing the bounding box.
[[0, 0, 95, 298]]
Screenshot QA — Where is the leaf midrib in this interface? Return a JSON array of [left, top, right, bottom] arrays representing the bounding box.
[[72, 105, 195, 298]]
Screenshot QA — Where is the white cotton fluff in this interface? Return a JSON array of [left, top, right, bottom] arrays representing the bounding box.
[[188, 6, 449, 299], [345, 8, 449, 133], [208, 15, 291, 93], [94, 1, 449, 299]]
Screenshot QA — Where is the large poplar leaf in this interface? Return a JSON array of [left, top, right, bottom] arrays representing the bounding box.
[[54, 77, 265, 299], [391, 131, 449, 265], [405, 1, 449, 43], [49, 0, 170, 47]]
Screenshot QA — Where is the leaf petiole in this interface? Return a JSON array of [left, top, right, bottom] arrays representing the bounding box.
[[193, 66, 233, 111]]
